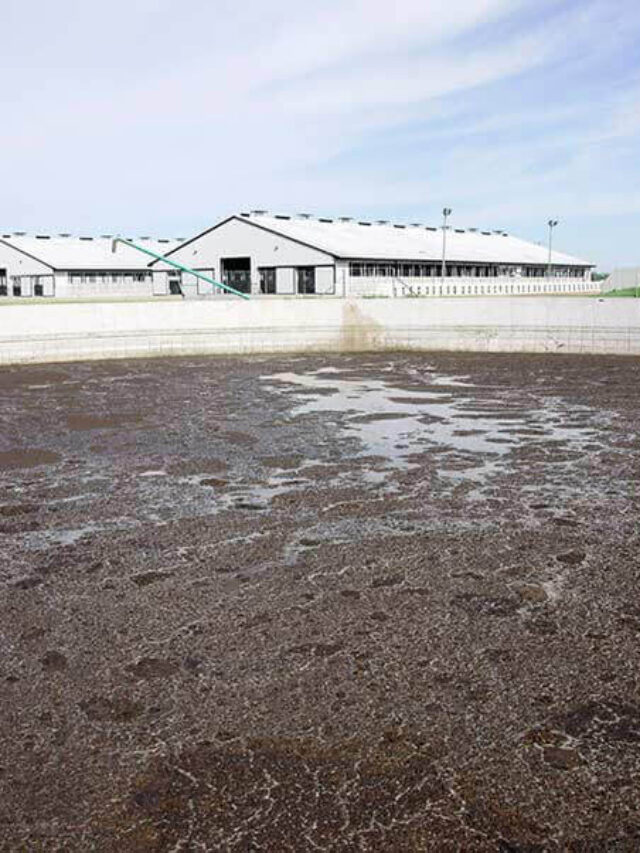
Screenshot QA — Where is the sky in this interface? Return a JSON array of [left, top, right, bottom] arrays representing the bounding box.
[[2, 0, 640, 270]]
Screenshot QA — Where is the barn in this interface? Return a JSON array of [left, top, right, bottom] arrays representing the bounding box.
[[150, 211, 596, 298], [0, 234, 181, 298]]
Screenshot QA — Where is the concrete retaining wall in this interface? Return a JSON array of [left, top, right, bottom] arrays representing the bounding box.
[[0, 297, 639, 365]]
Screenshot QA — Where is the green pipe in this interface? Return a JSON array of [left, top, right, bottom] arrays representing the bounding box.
[[112, 237, 250, 300]]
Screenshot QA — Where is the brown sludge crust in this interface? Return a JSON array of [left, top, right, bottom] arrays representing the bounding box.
[[1, 352, 639, 851]]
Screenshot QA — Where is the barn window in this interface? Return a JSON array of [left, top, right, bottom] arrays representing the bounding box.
[[259, 267, 276, 294], [296, 267, 316, 294]]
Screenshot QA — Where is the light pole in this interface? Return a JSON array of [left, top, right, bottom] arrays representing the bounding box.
[[441, 207, 452, 280], [547, 219, 558, 278]]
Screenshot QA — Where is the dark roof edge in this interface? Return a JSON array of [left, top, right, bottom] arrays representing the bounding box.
[[235, 217, 336, 258], [0, 239, 56, 271], [147, 214, 336, 267], [147, 216, 237, 267]]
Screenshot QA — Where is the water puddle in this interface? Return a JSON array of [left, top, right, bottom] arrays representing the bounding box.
[[263, 370, 606, 490], [17, 519, 141, 550]]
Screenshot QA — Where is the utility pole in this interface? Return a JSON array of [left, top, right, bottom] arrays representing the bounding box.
[[547, 219, 558, 278], [441, 208, 452, 280]]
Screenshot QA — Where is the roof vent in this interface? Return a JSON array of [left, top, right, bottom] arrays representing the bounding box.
[[13, 231, 26, 236], [100, 234, 113, 239], [297, 213, 312, 219], [158, 239, 170, 243], [493, 230, 502, 235], [251, 209, 268, 216], [410, 223, 422, 227], [425, 227, 438, 232], [275, 214, 291, 220], [318, 218, 333, 223], [393, 224, 406, 229], [481, 231, 492, 235], [468, 228, 478, 232], [2, 234, 12, 238], [175, 237, 186, 242], [240, 212, 250, 217], [339, 217, 353, 222], [139, 236, 150, 241], [454, 228, 465, 233], [376, 219, 389, 225], [58, 233, 71, 237], [358, 221, 371, 226], [36, 234, 51, 239], [79, 236, 93, 241]]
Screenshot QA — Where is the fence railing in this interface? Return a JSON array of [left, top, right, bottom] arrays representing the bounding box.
[[347, 275, 597, 298]]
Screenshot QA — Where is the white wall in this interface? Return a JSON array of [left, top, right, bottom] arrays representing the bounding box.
[[152, 271, 170, 295], [335, 260, 348, 298], [179, 273, 198, 298], [41, 275, 55, 297], [348, 277, 395, 297], [54, 272, 67, 296], [195, 270, 216, 295], [316, 267, 335, 294], [155, 217, 335, 293], [0, 242, 52, 282], [276, 268, 295, 295], [55, 273, 155, 299], [0, 296, 638, 364]]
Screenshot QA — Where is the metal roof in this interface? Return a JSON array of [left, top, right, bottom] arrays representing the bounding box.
[[0, 235, 180, 271], [239, 213, 592, 267]]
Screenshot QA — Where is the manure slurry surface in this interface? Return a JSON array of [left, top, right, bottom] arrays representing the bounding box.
[[1, 352, 639, 850]]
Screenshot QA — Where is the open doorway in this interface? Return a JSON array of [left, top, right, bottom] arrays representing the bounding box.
[[259, 267, 276, 294], [221, 257, 251, 294], [296, 267, 315, 294], [168, 271, 183, 296]]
